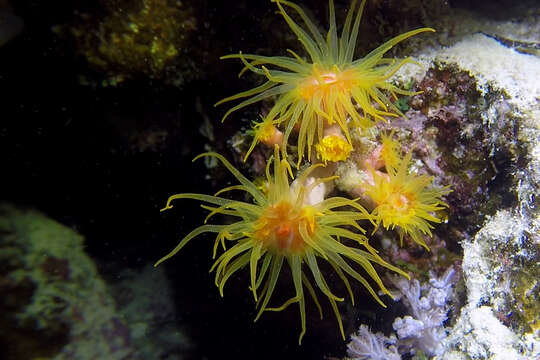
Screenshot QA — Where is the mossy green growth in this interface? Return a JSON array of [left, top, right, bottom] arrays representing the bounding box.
[[69, 0, 197, 83], [393, 95, 410, 112], [0, 204, 130, 360], [511, 249, 540, 334]]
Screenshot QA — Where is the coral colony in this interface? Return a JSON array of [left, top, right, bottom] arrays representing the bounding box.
[[155, 0, 450, 345], [347, 267, 456, 359]]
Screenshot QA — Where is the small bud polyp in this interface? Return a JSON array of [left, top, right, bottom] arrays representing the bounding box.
[[315, 126, 352, 163], [258, 122, 283, 147]]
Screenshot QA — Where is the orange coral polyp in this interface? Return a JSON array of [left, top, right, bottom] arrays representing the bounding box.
[[390, 192, 410, 211], [255, 201, 317, 255]]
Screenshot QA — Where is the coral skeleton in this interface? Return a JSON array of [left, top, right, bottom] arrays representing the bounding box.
[[347, 325, 401, 360], [390, 267, 456, 356], [347, 267, 456, 358]]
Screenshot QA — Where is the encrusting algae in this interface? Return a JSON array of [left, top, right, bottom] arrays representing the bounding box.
[[215, 0, 434, 166], [156, 146, 408, 344], [156, 0, 451, 346]]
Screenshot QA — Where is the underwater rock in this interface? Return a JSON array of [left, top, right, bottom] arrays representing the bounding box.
[[441, 210, 539, 360], [426, 34, 539, 360], [340, 9, 539, 360], [0, 204, 192, 360], [61, 0, 199, 87], [0, 204, 136, 360], [392, 25, 540, 360]]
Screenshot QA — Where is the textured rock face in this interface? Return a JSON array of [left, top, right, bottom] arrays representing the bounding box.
[[441, 211, 539, 360], [419, 33, 540, 360], [0, 205, 192, 360], [347, 19, 539, 360]]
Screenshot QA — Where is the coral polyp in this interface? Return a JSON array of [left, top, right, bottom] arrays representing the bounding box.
[[364, 151, 451, 249], [155, 146, 408, 344], [215, 0, 434, 165]]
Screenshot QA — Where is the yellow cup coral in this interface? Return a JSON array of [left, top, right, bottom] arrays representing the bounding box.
[[364, 151, 451, 249], [156, 146, 408, 344], [215, 0, 434, 166]]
